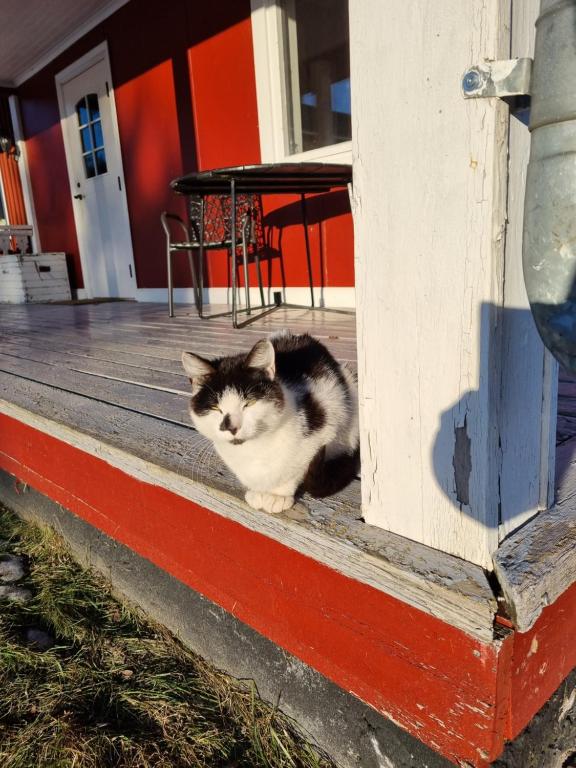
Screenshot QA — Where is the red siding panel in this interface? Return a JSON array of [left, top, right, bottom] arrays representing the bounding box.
[[188, 18, 260, 171], [509, 581, 576, 739]]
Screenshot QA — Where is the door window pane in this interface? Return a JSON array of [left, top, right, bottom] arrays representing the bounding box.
[[75, 94, 108, 179], [281, 0, 351, 154], [91, 120, 104, 149], [77, 98, 89, 127], [95, 149, 107, 175], [84, 153, 96, 179], [87, 93, 100, 121], [80, 127, 92, 153]]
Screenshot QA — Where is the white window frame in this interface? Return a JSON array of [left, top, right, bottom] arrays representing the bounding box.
[[250, 0, 352, 164], [0, 170, 8, 225]]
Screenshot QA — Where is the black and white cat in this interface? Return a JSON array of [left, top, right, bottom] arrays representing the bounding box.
[[182, 331, 359, 513]]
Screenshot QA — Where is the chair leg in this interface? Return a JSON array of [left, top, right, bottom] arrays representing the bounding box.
[[255, 254, 265, 308], [187, 249, 201, 313], [241, 224, 251, 316], [167, 247, 174, 318]]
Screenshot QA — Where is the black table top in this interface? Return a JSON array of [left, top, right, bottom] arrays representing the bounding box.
[[171, 162, 352, 195]]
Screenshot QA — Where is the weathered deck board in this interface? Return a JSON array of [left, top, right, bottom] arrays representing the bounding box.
[[0, 352, 191, 425], [0, 341, 191, 394], [0, 302, 498, 641]]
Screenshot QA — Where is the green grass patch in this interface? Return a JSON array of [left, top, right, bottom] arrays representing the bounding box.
[[0, 505, 334, 768]]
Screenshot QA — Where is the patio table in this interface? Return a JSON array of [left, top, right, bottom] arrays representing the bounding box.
[[170, 162, 353, 327]]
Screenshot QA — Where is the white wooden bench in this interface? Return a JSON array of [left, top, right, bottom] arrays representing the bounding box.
[[0, 226, 71, 303]]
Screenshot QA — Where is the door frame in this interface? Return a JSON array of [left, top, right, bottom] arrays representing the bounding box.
[[55, 41, 136, 298]]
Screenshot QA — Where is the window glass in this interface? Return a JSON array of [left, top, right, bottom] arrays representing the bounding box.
[[95, 149, 107, 175], [87, 93, 100, 121], [281, 0, 350, 154], [80, 127, 92, 153], [75, 94, 108, 180], [84, 153, 96, 179], [77, 98, 89, 127], [91, 121, 104, 149]]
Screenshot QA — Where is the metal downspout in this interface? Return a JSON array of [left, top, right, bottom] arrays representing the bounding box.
[[523, 0, 576, 370]]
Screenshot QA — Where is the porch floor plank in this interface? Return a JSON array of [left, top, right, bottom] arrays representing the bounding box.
[[0, 302, 499, 641]]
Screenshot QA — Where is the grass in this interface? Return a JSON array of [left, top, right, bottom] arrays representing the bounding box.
[[0, 504, 334, 768]]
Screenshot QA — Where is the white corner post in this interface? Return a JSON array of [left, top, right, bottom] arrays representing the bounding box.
[[350, 0, 557, 568]]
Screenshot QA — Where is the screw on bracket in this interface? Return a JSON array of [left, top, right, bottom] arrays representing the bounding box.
[[462, 69, 484, 94]]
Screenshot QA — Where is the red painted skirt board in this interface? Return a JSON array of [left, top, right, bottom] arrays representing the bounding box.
[[509, 581, 576, 739], [0, 413, 509, 767]]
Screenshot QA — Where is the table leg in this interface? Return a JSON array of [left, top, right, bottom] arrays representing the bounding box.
[[231, 179, 238, 328], [241, 198, 251, 317], [300, 193, 315, 308], [198, 195, 205, 317]]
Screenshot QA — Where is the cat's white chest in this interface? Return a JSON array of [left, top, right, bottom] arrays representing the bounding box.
[[216, 420, 313, 492]]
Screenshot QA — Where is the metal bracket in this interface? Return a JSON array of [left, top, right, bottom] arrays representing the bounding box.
[[462, 58, 532, 99]]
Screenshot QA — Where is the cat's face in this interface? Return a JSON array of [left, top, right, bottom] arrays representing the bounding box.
[[182, 340, 284, 445]]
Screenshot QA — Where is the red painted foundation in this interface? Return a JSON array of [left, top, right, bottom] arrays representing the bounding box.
[[0, 412, 574, 767]]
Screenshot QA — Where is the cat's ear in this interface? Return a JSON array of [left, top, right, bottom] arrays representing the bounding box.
[[247, 339, 275, 380], [182, 352, 215, 386]]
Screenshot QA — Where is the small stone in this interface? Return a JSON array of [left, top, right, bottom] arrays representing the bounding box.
[[0, 585, 32, 603], [25, 628, 55, 652], [0, 555, 26, 583]]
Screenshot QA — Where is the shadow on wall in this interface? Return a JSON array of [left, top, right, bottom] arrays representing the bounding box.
[[431, 302, 571, 536], [259, 190, 352, 305]]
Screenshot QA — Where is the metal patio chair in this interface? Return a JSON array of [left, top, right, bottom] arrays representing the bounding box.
[[161, 195, 283, 321], [160, 211, 201, 318]]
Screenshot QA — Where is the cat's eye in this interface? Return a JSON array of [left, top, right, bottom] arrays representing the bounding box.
[[210, 404, 222, 412], [243, 399, 257, 409]]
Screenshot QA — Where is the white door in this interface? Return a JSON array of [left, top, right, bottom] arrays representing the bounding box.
[[57, 46, 136, 298]]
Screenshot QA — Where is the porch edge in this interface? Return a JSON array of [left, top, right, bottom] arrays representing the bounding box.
[[0, 391, 497, 642]]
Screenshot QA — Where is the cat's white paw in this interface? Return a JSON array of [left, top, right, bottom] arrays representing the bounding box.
[[264, 494, 294, 515], [263, 493, 295, 514], [245, 490, 265, 510], [245, 490, 294, 514]]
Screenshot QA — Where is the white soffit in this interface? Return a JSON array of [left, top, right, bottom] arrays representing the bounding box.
[[0, 0, 130, 88]]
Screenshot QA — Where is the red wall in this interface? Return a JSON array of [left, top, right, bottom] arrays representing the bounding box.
[[17, 0, 354, 293]]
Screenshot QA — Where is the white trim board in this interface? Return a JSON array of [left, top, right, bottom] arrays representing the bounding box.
[[137, 286, 355, 309], [10, 0, 130, 87], [0, 163, 8, 226]]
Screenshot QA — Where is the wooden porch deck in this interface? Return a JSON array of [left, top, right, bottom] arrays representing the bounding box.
[[0, 300, 503, 641], [0, 301, 362, 521]]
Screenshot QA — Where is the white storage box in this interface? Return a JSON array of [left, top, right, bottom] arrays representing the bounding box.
[[0, 252, 71, 303]]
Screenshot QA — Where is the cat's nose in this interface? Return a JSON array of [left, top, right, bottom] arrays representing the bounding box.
[[219, 414, 238, 435]]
